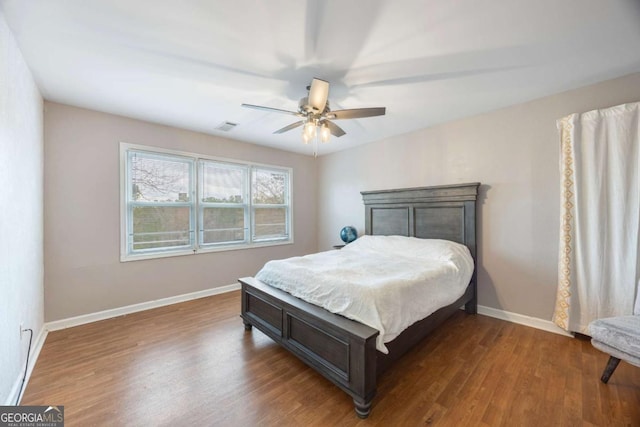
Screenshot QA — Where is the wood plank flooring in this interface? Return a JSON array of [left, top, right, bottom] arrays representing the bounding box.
[[22, 291, 640, 426]]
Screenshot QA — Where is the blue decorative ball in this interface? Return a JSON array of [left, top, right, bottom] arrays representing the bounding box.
[[340, 226, 358, 244]]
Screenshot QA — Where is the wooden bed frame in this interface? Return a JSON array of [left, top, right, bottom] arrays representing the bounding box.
[[239, 183, 480, 418]]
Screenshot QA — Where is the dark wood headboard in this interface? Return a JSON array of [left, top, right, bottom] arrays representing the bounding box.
[[360, 183, 480, 262]]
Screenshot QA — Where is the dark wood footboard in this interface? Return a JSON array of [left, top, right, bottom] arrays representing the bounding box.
[[240, 276, 476, 417], [240, 182, 480, 418], [240, 276, 380, 418]]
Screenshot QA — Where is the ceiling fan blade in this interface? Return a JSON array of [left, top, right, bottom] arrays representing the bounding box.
[[328, 107, 386, 120], [324, 120, 346, 137], [346, 45, 540, 90], [308, 78, 329, 112], [241, 103, 302, 117], [273, 121, 305, 134]]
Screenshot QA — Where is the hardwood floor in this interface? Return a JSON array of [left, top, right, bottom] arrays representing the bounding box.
[[22, 291, 640, 426]]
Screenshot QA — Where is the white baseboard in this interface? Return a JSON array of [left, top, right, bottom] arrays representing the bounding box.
[[6, 326, 48, 405], [477, 305, 573, 337], [7, 284, 240, 405], [11, 285, 568, 407], [44, 287, 572, 341], [46, 283, 240, 332]]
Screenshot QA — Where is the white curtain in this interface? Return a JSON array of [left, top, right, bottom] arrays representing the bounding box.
[[553, 102, 640, 333]]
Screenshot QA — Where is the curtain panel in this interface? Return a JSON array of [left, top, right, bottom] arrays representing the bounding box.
[[553, 102, 640, 333]]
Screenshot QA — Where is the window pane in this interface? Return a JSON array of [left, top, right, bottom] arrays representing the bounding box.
[[201, 162, 245, 203], [202, 207, 245, 244], [254, 207, 287, 240], [132, 206, 191, 250], [131, 153, 191, 202], [252, 169, 286, 204]]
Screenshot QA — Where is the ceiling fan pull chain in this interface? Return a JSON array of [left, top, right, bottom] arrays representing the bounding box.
[[313, 135, 318, 158]]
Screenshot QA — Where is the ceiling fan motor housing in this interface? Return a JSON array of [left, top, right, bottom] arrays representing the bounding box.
[[299, 97, 330, 115]]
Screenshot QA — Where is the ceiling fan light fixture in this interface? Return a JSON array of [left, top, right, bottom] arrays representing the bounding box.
[[320, 123, 331, 143], [304, 120, 317, 139]]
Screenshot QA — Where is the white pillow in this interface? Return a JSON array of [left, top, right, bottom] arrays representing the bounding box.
[[342, 235, 472, 264]]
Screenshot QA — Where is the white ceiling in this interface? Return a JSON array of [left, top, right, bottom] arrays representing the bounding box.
[[2, 1, 640, 156]]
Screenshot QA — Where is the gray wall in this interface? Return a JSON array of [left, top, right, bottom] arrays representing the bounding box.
[[317, 72, 640, 321], [44, 102, 318, 321], [0, 15, 44, 404]]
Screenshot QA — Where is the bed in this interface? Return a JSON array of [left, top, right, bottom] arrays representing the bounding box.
[[239, 183, 480, 418]]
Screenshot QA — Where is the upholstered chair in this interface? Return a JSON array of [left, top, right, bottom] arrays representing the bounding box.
[[589, 286, 640, 384], [589, 315, 640, 383]]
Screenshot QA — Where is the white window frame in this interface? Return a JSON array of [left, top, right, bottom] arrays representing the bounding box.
[[250, 166, 291, 243], [124, 150, 196, 258], [120, 143, 293, 262], [198, 159, 249, 248]]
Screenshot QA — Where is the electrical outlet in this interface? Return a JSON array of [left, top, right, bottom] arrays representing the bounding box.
[[20, 323, 24, 340]]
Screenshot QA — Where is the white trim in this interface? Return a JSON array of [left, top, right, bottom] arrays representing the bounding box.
[[45, 290, 571, 336], [120, 142, 292, 170], [477, 305, 574, 337], [6, 327, 48, 405], [119, 142, 128, 261], [121, 240, 294, 262], [7, 284, 240, 405], [46, 283, 240, 331], [8, 287, 570, 406]]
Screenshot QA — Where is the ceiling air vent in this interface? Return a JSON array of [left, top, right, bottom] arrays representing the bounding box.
[[215, 121, 238, 132]]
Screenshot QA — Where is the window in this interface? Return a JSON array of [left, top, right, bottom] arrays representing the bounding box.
[[252, 167, 289, 241], [126, 151, 195, 254], [199, 161, 247, 246], [121, 144, 292, 261]]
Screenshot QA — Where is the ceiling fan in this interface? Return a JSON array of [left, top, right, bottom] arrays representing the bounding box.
[[242, 78, 386, 145]]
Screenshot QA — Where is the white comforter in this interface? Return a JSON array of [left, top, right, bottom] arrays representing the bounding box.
[[255, 235, 474, 353]]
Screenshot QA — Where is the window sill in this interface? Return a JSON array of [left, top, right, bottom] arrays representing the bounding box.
[[120, 239, 294, 262]]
